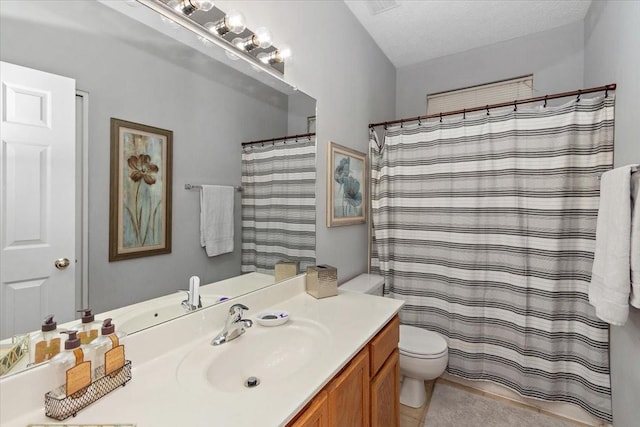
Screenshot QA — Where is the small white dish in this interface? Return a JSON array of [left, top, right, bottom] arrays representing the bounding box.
[[255, 310, 289, 326]]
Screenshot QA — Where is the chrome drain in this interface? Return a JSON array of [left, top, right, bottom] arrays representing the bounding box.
[[244, 376, 260, 388]]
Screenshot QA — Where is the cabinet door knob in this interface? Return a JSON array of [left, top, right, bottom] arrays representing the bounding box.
[[54, 258, 70, 270]]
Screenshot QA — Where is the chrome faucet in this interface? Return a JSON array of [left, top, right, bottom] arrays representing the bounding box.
[[181, 275, 202, 312], [211, 303, 253, 346]]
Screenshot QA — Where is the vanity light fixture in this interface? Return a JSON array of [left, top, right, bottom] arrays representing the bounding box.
[[233, 27, 273, 52], [152, 0, 291, 74], [204, 10, 246, 36]]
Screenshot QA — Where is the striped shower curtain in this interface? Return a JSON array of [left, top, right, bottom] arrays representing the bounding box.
[[371, 96, 614, 421], [241, 138, 316, 274]]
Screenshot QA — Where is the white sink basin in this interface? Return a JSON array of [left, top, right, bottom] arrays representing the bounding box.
[[116, 294, 225, 333], [176, 318, 331, 393]]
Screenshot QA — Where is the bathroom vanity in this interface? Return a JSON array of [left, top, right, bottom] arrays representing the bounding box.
[[0, 274, 403, 426], [288, 316, 400, 426]]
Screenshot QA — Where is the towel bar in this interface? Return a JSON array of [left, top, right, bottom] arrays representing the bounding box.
[[185, 184, 242, 192]]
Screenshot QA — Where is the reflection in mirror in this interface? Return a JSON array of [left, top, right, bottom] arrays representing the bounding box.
[[240, 134, 317, 275], [0, 0, 316, 377]]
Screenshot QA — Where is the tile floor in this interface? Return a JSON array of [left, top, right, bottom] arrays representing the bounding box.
[[399, 379, 591, 427]]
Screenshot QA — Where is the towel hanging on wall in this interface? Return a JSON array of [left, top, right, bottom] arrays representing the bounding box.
[[200, 185, 234, 257], [589, 164, 640, 325]]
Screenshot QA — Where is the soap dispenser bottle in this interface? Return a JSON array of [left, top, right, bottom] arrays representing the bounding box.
[[50, 330, 92, 399], [89, 318, 126, 380], [28, 314, 62, 365], [73, 308, 101, 345]]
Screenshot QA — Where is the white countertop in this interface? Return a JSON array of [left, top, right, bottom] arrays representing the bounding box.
[[0, 275, 403, 427]]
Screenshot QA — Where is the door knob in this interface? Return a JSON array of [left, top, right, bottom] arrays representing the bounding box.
[[54, 258, 70, 270]]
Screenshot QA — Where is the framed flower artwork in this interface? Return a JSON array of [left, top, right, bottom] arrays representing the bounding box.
[[327, 141, 367, 227], [109, 118, 172, 261]]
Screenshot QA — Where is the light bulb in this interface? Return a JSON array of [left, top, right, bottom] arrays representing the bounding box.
[[232, 37, 246, 50], [193, 0, 214, 12], [167, 0, 180, 11], [225, 10, 246, 34], [176, 0, 213, 16], [277, 44, 292, 61], [204, 21, 217, 33], [253, 27, 273, 49], [256, 52, 270, 64], [256, 45, 292, 65], [234, 27, 272, 52], [204, 10, 245, 36]]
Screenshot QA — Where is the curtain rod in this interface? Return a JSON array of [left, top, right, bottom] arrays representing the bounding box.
[[368, 83, 616, 129], [241, 132, 316, 147]]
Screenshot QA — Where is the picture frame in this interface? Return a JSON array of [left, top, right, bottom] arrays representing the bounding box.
[[109, 118, 173, 261], [327, 141, 367, 227], [307, 115, 316, 133]]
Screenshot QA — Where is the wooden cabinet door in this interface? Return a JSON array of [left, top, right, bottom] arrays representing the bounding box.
[[370, 349, 399, 427], [327, 348, 370, 427], [289, 390, 329, 427]]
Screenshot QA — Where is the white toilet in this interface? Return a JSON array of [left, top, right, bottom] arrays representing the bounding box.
[[340, 274, 449, 408]]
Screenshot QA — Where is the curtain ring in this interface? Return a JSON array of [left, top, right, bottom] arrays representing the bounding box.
[[544, 95, 548, 108], [400, 120, 404, 128], [513, 101, 517, 112], [577, 90, 581, 102], [261, 142, 264, 147], [463, 109, 466, 120], [605, 88, 609, 98], [418, 117, 422, 126], [439, 113, 442, 123], [486, 105, 490, 116], [384, 124, 388, 130]]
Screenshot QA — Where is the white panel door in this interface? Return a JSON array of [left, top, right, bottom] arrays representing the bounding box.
[[0, 61, 76, 339]]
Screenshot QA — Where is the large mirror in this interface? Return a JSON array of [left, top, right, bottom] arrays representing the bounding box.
[[0, 0, 316, 377]]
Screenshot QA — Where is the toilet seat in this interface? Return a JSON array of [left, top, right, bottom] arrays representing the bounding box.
[[399, 325, 448, 359]]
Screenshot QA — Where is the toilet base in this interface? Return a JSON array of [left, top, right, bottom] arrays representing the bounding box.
[[399, 376, 426, 408]]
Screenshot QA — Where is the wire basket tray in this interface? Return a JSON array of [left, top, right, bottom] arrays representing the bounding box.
[[44, 360, 132, 421]]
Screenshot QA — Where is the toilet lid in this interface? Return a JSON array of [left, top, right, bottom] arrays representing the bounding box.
[[399, 325, 447, 356]]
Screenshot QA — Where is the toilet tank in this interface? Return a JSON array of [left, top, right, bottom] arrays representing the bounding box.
[[339, 274, 384, 296]]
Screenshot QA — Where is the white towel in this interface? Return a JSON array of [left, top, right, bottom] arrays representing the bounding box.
[[200, 185, 234, 257], [630, 170, 640, 308], [589, 165, 637, 325]]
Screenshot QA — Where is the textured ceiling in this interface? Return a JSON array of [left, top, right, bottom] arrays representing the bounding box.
[[344, 0, 592, 68]]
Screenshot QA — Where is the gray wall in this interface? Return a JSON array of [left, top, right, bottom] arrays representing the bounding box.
[[396, 21, 585, 118], [584, 2, 640, 426], [224, 0, 397, 282], [288, 92, 316, 136], [0, 1, 290, 313]]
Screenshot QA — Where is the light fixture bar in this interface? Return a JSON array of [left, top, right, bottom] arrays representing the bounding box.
[[136, 0, 288, 82]]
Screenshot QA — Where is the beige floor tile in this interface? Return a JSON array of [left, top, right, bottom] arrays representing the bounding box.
[[400, 411, 420, 427]]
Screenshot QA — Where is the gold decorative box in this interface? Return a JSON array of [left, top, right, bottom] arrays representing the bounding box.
[[306, 265, 338, 299], [275, 260, 299, 282]]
